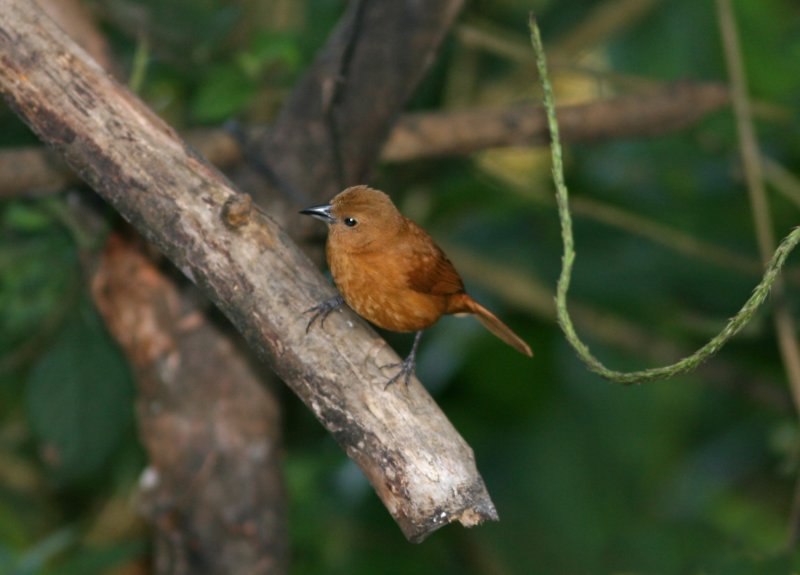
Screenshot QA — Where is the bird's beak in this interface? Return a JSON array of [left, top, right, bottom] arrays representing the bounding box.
[[299, 203, 335, 224]]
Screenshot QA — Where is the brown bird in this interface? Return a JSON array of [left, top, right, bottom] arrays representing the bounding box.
[[301, 185, 532, 386]]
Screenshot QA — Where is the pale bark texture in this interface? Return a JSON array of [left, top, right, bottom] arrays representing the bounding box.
[[0, 0, 496, 543]]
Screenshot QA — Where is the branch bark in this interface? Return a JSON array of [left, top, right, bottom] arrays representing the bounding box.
[[382, 81, 729, 161], [0, 0, 495, 542], [91, 234, 288, 574]]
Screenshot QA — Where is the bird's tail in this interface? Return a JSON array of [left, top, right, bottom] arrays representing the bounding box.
[[450, 294, 533, 357]]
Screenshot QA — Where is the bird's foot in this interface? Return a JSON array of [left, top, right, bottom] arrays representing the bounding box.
[[381, 331, 423, 389], [304, 295, 345, 333], [382, 355, 417, 389]]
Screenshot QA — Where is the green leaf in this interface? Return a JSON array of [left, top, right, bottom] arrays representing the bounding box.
[[11, 527, 76, 575], [2, 204, 54, 233], [191, 65, 255, 123], [26, 300, 134, 484], [51, 540, 147, 575], [238, 32, 302, 77], [0, 228, 78, 364]]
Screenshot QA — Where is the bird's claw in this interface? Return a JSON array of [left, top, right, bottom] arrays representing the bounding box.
[[381, 357, 416, 389], [305, 295, 345, 333], [381, 330, 422, 389]]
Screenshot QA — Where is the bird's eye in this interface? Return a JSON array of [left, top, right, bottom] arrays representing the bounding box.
[[343, 217, 358, 227]]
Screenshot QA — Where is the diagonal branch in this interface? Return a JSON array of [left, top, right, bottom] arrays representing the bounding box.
[[0, 0, 495, 542], [249, 0, 465, 204]]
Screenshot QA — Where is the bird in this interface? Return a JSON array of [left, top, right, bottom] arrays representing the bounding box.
[[300, 185, 532, 387]]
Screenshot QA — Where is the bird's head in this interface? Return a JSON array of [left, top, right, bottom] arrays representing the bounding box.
[[300, 185, 404, 251]]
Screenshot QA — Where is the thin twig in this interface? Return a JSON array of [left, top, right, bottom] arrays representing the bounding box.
[[549, 0, 659, 59], [491, 168, 789, 281], [715, 0, 800, 410], [715, 0, 800, 548], [127, 33, 148, 93], [718, 0, 800, 461], [529, 13, 800, 385], [763, 155, 800, 210]]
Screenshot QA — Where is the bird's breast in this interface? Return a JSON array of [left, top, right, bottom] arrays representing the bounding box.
[[327, 245, 446, 332]]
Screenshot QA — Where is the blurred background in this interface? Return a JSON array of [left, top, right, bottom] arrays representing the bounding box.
[[2, 0, 800, 573]]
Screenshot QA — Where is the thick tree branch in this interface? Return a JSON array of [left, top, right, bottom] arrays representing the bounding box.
[[0, 1, 495, 542], [91, 234, 288, 574], [0, 130, 242, 197], [35, 0, 117, 73]]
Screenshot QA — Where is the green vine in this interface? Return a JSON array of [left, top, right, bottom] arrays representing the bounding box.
[[528, 14, 800, 384]]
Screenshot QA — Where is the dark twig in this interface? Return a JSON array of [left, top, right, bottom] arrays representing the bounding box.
[[224, 120, 308, 204], [324, 0, 369, 190], [715, 0, 800, 548]]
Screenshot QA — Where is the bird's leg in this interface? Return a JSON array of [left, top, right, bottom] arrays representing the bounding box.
[[383, 330, 423, 389], [305, 294, 345, 333]]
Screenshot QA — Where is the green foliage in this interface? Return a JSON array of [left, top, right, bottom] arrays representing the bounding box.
[[0, 196, 141, 572], [26, 299, 134, 484], [0, 200, 79, 368], [191, 31, 303, 122], [191, 63, 257, 122], [51, 540, 147, 575], [239, 31, 303, 77], [1, 527, 77, 575]]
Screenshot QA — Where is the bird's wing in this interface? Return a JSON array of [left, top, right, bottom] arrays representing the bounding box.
[[402, 223, 465, 296]]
